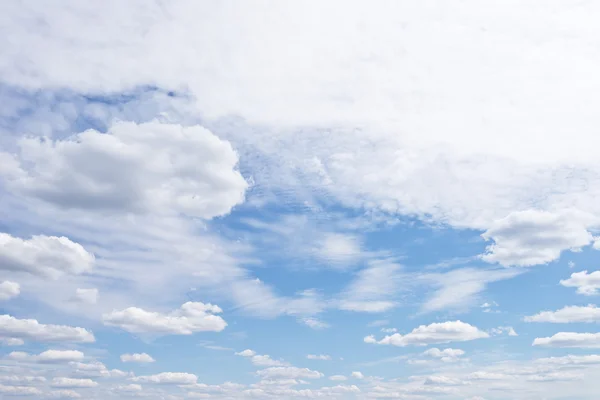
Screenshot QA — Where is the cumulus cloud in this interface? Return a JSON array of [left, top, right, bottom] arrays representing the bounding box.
[[120, 353, 155, 363], [365, 321, 489, 346], [7, 349, 84, 363], [351, 372, 364, 379], [103, 301, 226, 335], [49, 390, 82, 399], [533, 332, 600, 348], [0, 384, 43, 396], [0, 233, 94, 279], [2, 121, 247, 219], [424, 376, 466, 386], [114, 384, 142, 392], [0, 281, 20, 300], [131, 372, 198, 385], [490, 326, 518, 336], [481, 210, 595, 267], [51, 378, 98, 388], [534, 355, 600, 365], [561, 271, 600, 295], [423, 348, 465, 362], [525, 305, 600, 323], [256, 367, 323, 380], [0, 315, 95, 343], [301, 318, 330, 330], [69, 361, 128, 378]]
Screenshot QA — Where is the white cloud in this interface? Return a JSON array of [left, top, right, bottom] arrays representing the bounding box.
[[0, 315, 95, 343], [235, 349, 256, 357], [490, 326, 518, 337], [0, 233, 94, 279], [351, 372, 364, 379], [0, 384, 43, 396], [315, 233, 363, 266], [338, 260, 401, 313], [467, 372, 510, 381], [256, 367, 324, 380], [481, 210, 595, 267], [301, 318, 330, 330], [103, 301, 226, 334], [423, 348, 466, 362], [2, 121, 247, 219], [235, 350, 287, 367], [533, 332, 600, 348], [0, 281, 20, 300], [51, 378, 98, 388], [131, 372, 198, 385], [527, 372, 583, 382], [7, 349, 84, 363], [114, 384, 142, 392], [307, 355, 331, 361], [69, 361, 128, 378], [424, 376, 466, 386], [72, 288, 98, 305], [365, 321, 489, 346], [561, 271, 600, 295], [0, 338, 24, 346], [329, 375, 347, 381], [120, 353, 155, 363], [534, 355, 600, 365], [525, 305, 600, 323], [49, 390, 82, 399]]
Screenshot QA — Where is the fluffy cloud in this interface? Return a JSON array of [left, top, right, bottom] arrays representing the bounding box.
[[561, 271, 600, 295], [256, 367, 324, 380], [0, 384, 43, 396], [72, 288, 98, 305], [424, 376, 466, 386], [0, 315, 95, 343], [7, 349, 84, 363], [69, 361, 128, 378], [235, 349, 287, 367], [49, 390, 82, 399], [113, 384, 142, 392], [51, 378, 98, 388], [351, 372, 364, 379], [301, 318, 330, 330], [365, 321, 489, 347], [535, 355, 600, 365], [481, 210, 595, 267], [2, 121, 247, 219], [423, 348, 465, 362], [103, 301, 226, 335], [131, 372, 198, 385], [315, 233, 363, 266], [307, 354, 331, 361], [120, 353, 155, 363], [0, 233, 94, 279], [0, 281, 20, 300], [533, 332, 600, 348], [490, 326, 518, 336], [525, 305, 600, 323]]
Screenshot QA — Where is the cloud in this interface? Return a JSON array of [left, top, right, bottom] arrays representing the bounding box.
[[0, 315, 95, 343], [72, 288, 98, 305], [481, 210, 595, 267], [49, 390, 82, 399], [235, 349, 256, 357], [0, 281, 20, 300], [351, 372, 364, 379], [0, 338, 24, 346], [69, 361, 128, 378], [0, 384, 43, 396], [490, 326, 518, 336], [0, 233, 94, 279], [365, 321, 489, 347], [534, 355, 600, 365], [338, 260, 401, 313], [7, 349, 84, 363], [467, 372, 510, 381], [307, 354, 331, 361], [315, 233, 363, 266], [424, 376, 466, 386], [131, 372, 198, 385], [120, 353, 155, 363], [2, 121, 247, 219], [103, 301, 226, 335], [329, 375, 347, 381], [561, 271, 600, 295], [533, 332, 600, 348], [114, 384, 142, 392], [51, 378, 98, 388], [301, 318, 330, 330], [256, 367, 324, 380], [423, 348, 465, 362], [525, 305, 600, 323]]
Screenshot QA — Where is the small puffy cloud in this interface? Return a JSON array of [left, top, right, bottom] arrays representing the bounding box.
[[0, 315, 95, 343], [0, 233, 94, 279], [302, 318, 330, 330], [481, 210, 594, 267], [533, 332, 600, 348], [490, 326, 518, 336], [256, 367, 324, 380], [423, 347, 466, 362], [72, 288, 98, 305], [7, 349, 84, 363], [120, 353, 155, 363], [561, 271, 600, 295], [69, 361, 128, 378], [329, 375, 347, 381], [103, 301, 226, 335], [0, 281, 20, 300], [51, 378, 98, 388], [131, 372, 198, 385], [365, 321, 489, 346], [235, 349, 287, 367], [525, 305, 600, 323], [0, 384, 43, 396], [235, 349, 256, 357], [307, 354, 331, 361], [3, 121, 247, 219], [351, 372, 364, 379], [49, 390, 82, 399]]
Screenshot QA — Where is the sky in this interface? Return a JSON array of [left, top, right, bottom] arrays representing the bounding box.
[[1, 1, 600, 399]]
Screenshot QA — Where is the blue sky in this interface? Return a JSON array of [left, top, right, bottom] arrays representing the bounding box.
[[1, 1, 600, 399]]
